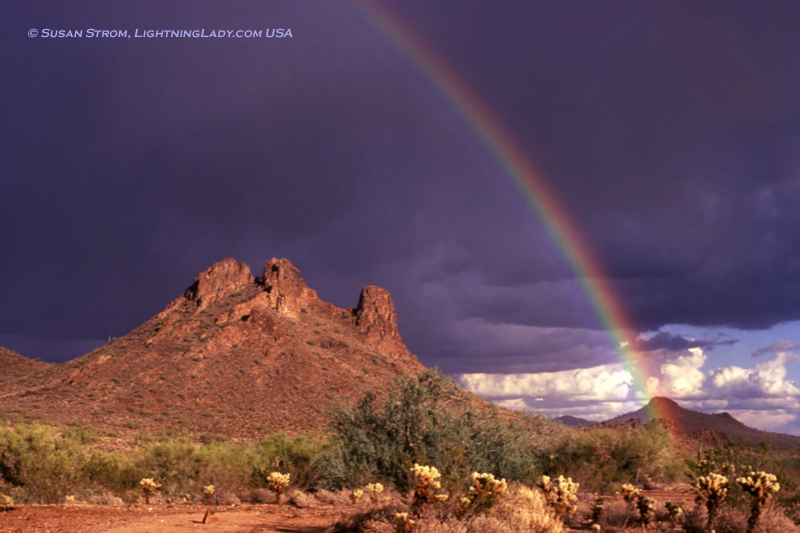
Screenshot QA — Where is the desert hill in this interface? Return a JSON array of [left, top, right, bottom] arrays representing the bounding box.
[[555, 415, 593, 427], [0, 258, 427, 437], [0, 346, 51, 382], [603, 396, 800, 450]]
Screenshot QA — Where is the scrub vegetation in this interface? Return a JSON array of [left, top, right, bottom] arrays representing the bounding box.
[[1, 370, 799, 532]]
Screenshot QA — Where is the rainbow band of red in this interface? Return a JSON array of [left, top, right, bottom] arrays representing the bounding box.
[[354, 1, 651, 404]]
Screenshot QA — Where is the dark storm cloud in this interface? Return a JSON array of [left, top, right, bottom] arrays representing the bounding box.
[[3, 1, 800, 372], [633, 332, 737, 353]]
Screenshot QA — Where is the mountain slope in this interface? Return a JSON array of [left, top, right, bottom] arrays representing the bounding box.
[[0, 258, 425, 437], [606, 396, 800, 450], [0, 346, 51, 382]]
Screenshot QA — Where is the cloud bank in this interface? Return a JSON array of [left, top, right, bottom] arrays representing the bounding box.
[[458, 336, 800, 435]]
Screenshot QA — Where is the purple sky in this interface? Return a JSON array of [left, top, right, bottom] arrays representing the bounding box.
[[3, 1, 800, 430]]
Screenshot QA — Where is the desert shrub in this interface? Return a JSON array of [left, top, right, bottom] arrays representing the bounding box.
[[0, 424, 87, 503], [253, 432, 326, 489], [322, 370, 549, 491], [82, 451, 142, 496], [136, 439, 204, 498], [543, 424, 683, 490], [287, 489, 317, 508]]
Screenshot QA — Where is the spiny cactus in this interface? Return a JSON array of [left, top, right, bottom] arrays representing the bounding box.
[[203, 484, 215, 504], [410, 463, 448, 511], [636, 494, 656, 529], [665, 501, 683, 527], [395, 511, 415, 532], [139, 478, 161, 504], [352, 488, 364, 504], [617, 483, 640, 504], [696, 472, 728, 533], [366, 482, 384, 504], [536, 475, 579, 521], [266, 472, 291, 504], [736, 471, 780, 533], [591, 494, 605, 523], [455, 472, 507, 518]]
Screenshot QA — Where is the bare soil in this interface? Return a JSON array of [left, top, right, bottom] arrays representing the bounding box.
[[0, 504, 339, 533], [0, 488, 699, 533]]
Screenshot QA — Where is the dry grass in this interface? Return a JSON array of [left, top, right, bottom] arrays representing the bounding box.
[[330, 482, 562, 533], [287, 489, 318, 508]]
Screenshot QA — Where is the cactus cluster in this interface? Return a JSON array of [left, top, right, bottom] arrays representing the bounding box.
[[366, 482, 384, 503], [617, 483, 640, 504], [395, 511, 415, 532], [267, 472, 291, 503], [203, 484, 215, 504], [590, 494, 605, 523], [455, 472, 507, 518], [665, 500, 683, 526], [636, 494, 656, 527], [736, 471, 780, 533], [537, 475, 579, 520], [139, 478, 161, 504], [410, 463, 448, 509], [352, 488, 364, 504], [696, 472, 728, 532]]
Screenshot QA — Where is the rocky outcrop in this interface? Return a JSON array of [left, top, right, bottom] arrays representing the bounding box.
[[260, 259, 323, 317], [355, 286, 400, 343], [183, 258, 254, 312], [355, 285, 414, 361]]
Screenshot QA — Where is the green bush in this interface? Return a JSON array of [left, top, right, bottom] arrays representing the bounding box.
[[0, 424, 87, 503], [320, 369, 552, 491], [542, 423, 684, 490]]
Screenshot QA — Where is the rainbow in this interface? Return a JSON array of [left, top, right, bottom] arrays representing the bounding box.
[[353, 1, 653, 406]]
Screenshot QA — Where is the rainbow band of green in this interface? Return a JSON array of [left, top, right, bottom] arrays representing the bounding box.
[[355, 0, 651, 404]]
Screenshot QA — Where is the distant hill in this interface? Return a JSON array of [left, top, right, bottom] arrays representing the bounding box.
[[603, 396, 800, 450], [0, 258, 427, 437], [555, 415, 593, 427]]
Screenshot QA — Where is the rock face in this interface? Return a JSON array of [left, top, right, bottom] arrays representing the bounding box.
[[355, 286, 407, 358], [259, 258, 325, 318], [183, 258, 254, 312], [0, 257, 424, 437]]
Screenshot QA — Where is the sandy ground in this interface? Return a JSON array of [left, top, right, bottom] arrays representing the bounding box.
[[0, 504, 339, 533], [0, 488, 698, 533]]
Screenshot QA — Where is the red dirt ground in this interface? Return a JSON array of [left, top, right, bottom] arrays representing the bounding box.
[[0, 504, 338, 533]]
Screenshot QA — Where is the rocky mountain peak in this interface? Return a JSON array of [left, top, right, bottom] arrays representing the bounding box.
[[355, 285, 399, 341], [259, 258, 320, 318], [183, 258, 254, 312]]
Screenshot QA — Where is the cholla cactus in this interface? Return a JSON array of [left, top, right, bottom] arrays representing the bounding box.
[[537, 475, 579, 521], [736, 471, 780, 533], [591, 495, 605, 523], [665, 501, 683, 526], [65, 495, 75, 506], [636, 494, 656, 528], [410, 464, 447, 511], [396, 511, 415, 532], [267, 472, 291, 504], [456, 472, 508, 518], [367, 482, 384, 503], [0, 493, 13, 509], [203, 485, 215, 504], [696, 472, 728, 533], [140, 478, 161, 504], [617, 483, 640, 504], [352, 488, 364, 504]]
